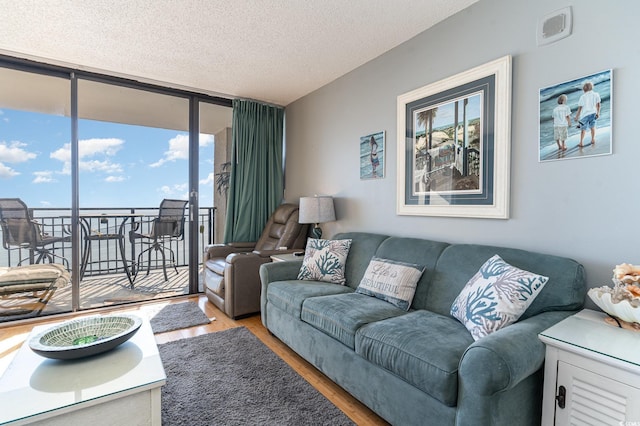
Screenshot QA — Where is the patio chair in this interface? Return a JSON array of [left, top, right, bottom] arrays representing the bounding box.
[[0, 198, 70, 269], [0, 263, 70, 319], [129, 199, 188, 282]]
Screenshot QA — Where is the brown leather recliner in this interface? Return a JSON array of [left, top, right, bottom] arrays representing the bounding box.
[[202, 203, 309, 319]]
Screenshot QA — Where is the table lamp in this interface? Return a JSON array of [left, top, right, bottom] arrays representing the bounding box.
[[299, 196, 336, 239]]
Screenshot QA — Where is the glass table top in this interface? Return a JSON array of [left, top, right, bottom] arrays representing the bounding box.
[[0, 317, 165, 424], [539, 309, 640, 368]]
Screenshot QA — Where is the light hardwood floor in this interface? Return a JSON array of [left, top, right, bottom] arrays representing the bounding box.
[[0, 295, 389, 426]]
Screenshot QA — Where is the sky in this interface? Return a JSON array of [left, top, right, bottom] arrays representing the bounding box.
[[414, 93, 482, 132], [0, 108, 216, 209]]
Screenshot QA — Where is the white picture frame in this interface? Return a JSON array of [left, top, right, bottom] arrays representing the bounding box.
[[396, 55, 511, 219]]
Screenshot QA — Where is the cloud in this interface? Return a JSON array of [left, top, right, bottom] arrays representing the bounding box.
[[158, 183, 189, 197], [200, 134, 214, 147], [199, 172, 214, 185], [150, 134, 188, 167], [79, 160, 123, 174], [150, 133, 214, 168], [0, 162, 19, 178], [105, 175, 125, 182], [33, 171, 56, 183], [51, 138, 124, 175], [0, 141, 37, 163]]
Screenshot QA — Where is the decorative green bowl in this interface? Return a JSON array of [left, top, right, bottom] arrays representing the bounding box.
[[29, 314, 142, 360]]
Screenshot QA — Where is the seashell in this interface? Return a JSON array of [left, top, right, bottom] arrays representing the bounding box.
[[613, 263, 640, 282], [588, 287, 640, 323]]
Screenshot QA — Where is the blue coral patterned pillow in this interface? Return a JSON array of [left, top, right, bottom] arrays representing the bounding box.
[[451, 255, 549, 341], [297, 238, 352, 285]]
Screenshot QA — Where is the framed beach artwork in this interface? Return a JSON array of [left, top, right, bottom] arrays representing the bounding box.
[[396, 55, 511, 219], [539, 69, 612, 162], [360, 131, 385, 179]]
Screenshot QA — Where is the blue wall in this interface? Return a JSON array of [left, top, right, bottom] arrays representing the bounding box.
[[284, 0, 640, 303]]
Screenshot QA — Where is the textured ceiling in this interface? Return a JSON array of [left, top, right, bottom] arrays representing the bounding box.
[[0, 0, 478, 106]]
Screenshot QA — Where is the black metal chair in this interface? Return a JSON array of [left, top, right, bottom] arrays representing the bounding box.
[[129, 199, 188, 282], [0, 198, 69, 269]]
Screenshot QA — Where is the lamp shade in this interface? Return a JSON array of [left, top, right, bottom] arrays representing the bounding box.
[[299, 196, 336, 224]]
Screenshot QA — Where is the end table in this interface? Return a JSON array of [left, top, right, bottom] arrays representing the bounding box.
[[538, 309, 640, 425]]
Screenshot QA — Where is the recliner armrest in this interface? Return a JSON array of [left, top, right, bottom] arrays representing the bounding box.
[[227, 241, 257, 249], [225, 251, 268, 265], [223, 252, 272, 319], [204, 242, 255, 260], [252, 249, 300, 258]]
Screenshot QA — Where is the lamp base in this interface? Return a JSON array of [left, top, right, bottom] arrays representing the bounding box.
[[311, 225, 322, 239]]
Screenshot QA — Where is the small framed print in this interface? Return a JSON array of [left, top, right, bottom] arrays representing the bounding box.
[[360, 131, 385, 180]]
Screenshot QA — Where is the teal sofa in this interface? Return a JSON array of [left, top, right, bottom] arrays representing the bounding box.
[[259, 232, 586, 425]]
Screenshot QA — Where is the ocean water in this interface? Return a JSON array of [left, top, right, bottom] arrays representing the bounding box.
[[539, 70, 611, 150], [0, 208, 209, 271]]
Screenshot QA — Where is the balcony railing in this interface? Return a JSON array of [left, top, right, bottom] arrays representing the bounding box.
[[0, 206, 216, 277]]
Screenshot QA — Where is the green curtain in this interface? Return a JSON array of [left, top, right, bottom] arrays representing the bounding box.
[[223, 99, 284, 243]]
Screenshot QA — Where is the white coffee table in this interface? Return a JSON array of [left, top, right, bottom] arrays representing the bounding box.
[[0, 317, 166, 425]]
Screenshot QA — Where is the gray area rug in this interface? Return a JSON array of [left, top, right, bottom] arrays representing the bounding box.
[[149, 302, 211, 334], [158, 326, 355, 426]]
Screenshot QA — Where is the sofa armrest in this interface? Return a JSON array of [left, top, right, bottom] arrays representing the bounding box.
[[456, 310, 575, 425], [260, 260, 303, 284], [459, 310, 573, 393], [259, 260, 303, 327]]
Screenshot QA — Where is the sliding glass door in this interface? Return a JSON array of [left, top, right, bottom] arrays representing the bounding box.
[[0, 66, 73, 318], [0, 56, 232, 321], [76, 78, 191, 308]]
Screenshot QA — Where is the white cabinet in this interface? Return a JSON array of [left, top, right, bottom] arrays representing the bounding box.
[[539, 309, 640, 426]]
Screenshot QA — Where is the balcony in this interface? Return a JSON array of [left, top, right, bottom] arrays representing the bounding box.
[[0, 206, 215, 322]]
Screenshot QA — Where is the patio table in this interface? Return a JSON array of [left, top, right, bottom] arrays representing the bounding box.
[[64, 213, 145, 288]]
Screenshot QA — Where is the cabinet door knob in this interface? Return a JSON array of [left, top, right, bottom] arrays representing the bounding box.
[[555, 385, 566, 409]]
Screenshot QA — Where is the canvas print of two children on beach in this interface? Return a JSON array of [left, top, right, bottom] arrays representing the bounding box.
[[539, 69, 612, 162]]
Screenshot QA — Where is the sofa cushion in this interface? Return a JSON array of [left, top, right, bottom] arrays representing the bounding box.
[[356, 310, 473, 406], [355, 257, 425, 310], [301, 293, 406, 349], [450, 255, 549, 341], [267, 280, 353, 319], [297, 238, 352, 284]]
